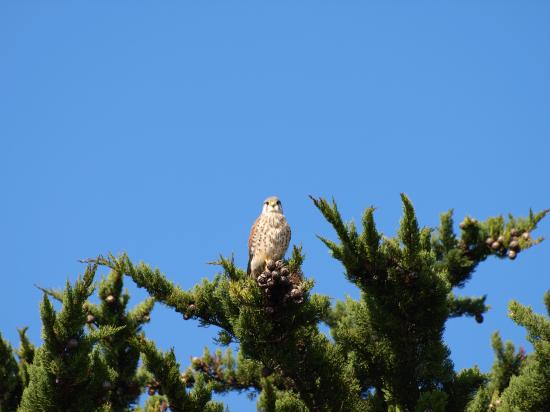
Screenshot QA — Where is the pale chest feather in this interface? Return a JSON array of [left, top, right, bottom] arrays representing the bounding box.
[[252, 214, 290, 252]]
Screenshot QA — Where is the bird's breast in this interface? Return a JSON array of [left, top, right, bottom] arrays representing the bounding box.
[[267, 214, 287, 228]]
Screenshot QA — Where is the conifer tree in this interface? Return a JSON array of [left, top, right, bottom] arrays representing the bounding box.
[[0, 332, 22, 411], [0, 194, 548, 411], [467, 292, 550, 411]]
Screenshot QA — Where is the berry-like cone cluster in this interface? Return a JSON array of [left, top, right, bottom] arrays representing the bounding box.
[[484, 228, 530, 260], [255, 259, 304, 312]]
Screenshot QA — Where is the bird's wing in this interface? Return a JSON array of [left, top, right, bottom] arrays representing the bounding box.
[[284, 219, 291, 250], [247, 216, 261, 275]]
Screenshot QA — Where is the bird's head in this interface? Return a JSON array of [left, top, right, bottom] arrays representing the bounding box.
[[262, 196, 283, 214]]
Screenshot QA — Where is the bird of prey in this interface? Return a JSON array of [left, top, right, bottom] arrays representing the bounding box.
[[247, 196, 291, 277]]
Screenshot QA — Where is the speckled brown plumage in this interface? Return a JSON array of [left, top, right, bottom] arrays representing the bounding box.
[[247, 196, 291, 277]]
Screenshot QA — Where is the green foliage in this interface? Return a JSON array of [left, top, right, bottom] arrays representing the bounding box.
[[0, 195, 547, 411], [497, 293, 550, 411], [19, 264, 105, 412], [432, 208, 549, 288], [15, 328, 35, 389], [183, 347, 263, 394], [447, 294, 489, 319], [0, 333, 22, 412], [468, 292, 550, 412], [444, 366, 486, 412], [414, 390, 448, 412], [102, 250, 364, 411], [87, 267, 154, 410], [14, 263, 168, 412], [133, 336, 223, 412], [466, 332, 525, 411], [136, 394, 169, 412], [465, 292, 550, 411], [257, 377, 308, 412], [314, 194, 452, 409], [312, 194, 547, 410]]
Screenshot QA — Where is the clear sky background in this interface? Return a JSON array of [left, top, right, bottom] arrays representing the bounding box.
[[1, 2, 549, 410]]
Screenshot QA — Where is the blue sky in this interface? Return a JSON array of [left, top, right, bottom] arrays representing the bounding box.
[[1, 2, 549, 410]]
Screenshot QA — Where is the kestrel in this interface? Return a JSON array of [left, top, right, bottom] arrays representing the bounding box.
[[247, 196, 291, 277]]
